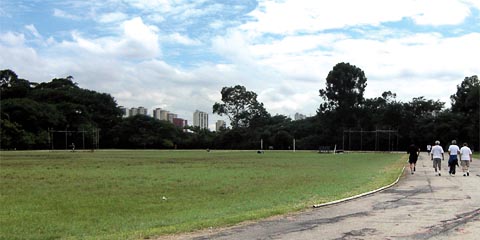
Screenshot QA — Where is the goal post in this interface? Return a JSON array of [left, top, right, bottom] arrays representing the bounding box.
[[48, 128, 100, 151], [342, 129, 399, 152]]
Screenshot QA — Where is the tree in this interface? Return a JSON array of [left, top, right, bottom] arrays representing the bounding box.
[[112, 115, 178, 149], [0, 69, 18, 87], [451, 75, 479, 115], [318, 62, 367, 113], [450, 75, 480, 151], [0, 69, 34, 99], [213, 85, 270, 129]]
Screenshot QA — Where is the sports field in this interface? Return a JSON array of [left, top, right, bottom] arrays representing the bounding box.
[[0, 150, 404, 240]]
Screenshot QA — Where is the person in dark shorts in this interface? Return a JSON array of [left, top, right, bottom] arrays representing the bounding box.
[[447, 140, 460, 176], [407, 144, 420, 174]]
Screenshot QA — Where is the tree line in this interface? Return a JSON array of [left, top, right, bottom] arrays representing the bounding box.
[[1, 64, 478, 151]]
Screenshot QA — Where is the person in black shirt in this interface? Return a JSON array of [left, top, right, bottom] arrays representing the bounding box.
[[407, 144, 420, 174]]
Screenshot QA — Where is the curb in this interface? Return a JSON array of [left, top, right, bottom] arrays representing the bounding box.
[[313, 166, 406, 208]]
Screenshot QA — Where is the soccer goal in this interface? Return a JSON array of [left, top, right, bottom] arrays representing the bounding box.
[[342, 129, 399, 152], [48, 128, 100, 151]]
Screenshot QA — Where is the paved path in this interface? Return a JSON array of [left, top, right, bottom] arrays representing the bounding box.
[[161, 154, 480, 240]]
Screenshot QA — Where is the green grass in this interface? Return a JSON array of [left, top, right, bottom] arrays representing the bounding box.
[[0, 150, 405, 240]]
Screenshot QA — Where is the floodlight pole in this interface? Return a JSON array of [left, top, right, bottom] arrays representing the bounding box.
[[293, 138, 296, 152]]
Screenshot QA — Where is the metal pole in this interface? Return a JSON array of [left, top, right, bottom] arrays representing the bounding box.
[[97, 129, 100, 149], [349, 129, 351, 150], [293, 139, 296, 152], [65, 128, 68, 150], [396, 130, 399, 151], [388, 130, 391, 152], [360, 128, 363, 151], [82, 129, 85, 150]]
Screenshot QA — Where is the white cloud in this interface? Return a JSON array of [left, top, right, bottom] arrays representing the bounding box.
[[25, 24, 41, 38], [57, 17, 160, 59], [53, 8, 81, 20], [98, 12, 128, 23], [120, 17, 160, 58], [166, 33, 200, 46], [411, 0, 471, 25], [125, 0, 172, 12], [147, 14, 166, 23], [0, 32, 26, 46], [242, 0, 474, 34]]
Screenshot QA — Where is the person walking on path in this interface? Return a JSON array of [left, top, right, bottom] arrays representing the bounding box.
[[447, 140, 460, 176], [430, 140, 444, 176], [407, 144, 420, 174], [426, 144, 432, 156], [460, 142, 473, 176]]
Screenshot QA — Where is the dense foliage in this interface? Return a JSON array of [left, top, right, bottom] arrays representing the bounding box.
[[1, 67, 478, 151]]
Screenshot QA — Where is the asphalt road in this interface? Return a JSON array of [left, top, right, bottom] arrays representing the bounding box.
[[160, 153, 480, 240]]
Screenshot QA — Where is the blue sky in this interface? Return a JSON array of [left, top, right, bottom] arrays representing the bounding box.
[[1, 0, 479, 129]]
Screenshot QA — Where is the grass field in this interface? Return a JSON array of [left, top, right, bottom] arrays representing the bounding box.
[[0, 150, 405, 240]]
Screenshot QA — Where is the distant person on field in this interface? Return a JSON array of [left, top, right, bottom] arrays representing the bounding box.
[[460, 142, 473, 176], [427, 144, 432, 155], [407, 143, 420, 174], [71, 143, 75, 152], [447, 140, 460, 176], [430, 140, 444, 176]]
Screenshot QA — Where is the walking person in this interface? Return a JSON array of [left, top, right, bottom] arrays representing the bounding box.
[[447, 140, 460, 176], [460, 142, 473, 176], [407, 143, 420, 174], [430, 140, 444, 176], [427, 144, 432, 156]]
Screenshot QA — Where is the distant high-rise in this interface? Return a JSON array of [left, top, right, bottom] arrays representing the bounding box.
[[294, 113, 307, 120], [215, 120, 226, 132], [193, 110, 209, 130], [153, 108, 170, 121], [119, 106, 128, 118], [129, 107, 148, 117], [153, 108, 162, 120], [173, 118, 187, 128], [138, 107, 147, 115], [167, 113, 178, 123], [129, 107, 138, 116]]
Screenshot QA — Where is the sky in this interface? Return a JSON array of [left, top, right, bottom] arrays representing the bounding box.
[[1, 0, 479, 130]]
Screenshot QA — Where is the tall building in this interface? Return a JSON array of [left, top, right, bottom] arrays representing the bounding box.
[[138, 107, 147, 115], [153, 108, 170, 121], [129, 107, 138, 116], [167, 113, 178, 123], [173, 118, 187, 128], [129, 107, 148, 117], [119, 106, 128, 118], [215, 120, 226, 132], [294, 113, 307, 120], [153, 108, 162, 120], [193, 110, 209, 130], [159, 109, 169, 121]]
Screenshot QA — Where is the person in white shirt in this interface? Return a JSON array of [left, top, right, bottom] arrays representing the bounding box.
[[447, 140, 460, 176], [459, 142, 473, 176], [430, 140, 444, 176]]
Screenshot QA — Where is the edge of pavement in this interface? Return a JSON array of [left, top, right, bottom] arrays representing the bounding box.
[[312, 166, 406, 208]]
